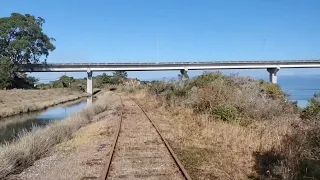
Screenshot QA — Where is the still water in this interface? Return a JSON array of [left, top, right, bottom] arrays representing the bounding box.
[[0, 98, 91, 144]]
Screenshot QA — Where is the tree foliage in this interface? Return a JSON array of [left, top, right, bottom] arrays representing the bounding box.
[[95, 73, 111, 88], [113, 71, 128, 79], [301, 93, 320, 120], [0, 13, 55, 64], [0, 13, 55, 89], [25, 76, 39, 85], [59, 75, 74, 87], [0, 57, 16, 89]]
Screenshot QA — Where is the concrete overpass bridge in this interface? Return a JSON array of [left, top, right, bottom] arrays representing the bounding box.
[[20, 60, 320, 95]]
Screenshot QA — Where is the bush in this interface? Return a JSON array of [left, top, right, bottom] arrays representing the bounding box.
[[301, 93, 320, 121], [148, 72, 296, 124], [149, 81, 169, 95], [263, 83, 286, 99], [211, 105, 238, 123], [190, 71, 225, 88]]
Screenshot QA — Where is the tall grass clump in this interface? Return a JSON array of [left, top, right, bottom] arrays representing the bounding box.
[[259, 93, 320, 179], [0, 92, 112, 179], [256, 120, 320, 180]]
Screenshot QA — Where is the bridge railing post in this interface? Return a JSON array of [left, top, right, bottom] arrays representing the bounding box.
[[87, 69, 93, 95], [267, 67, 280, 84]]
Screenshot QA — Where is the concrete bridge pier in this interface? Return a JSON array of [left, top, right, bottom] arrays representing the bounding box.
[[179, 68, 188, 81], [87, 96, 93, 106], [267, 67, 280, 84], [87, 69, 93, 95]]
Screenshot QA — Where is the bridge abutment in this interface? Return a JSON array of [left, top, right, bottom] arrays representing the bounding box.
[[267, 67, 280, 84], [87, 70, 93, 95]]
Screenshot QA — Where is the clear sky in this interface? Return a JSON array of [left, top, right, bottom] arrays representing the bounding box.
[[2, 0, 320, 81]]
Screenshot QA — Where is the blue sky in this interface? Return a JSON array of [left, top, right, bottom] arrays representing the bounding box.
[[2, 0, 320, 81]]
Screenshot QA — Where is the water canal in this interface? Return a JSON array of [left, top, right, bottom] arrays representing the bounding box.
[[0, 97, 93, 144]]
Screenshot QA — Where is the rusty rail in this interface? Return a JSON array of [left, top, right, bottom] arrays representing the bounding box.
[[100, 96, 192, 180], [99, 95, 123, 180], [130, 98, 192, 180]]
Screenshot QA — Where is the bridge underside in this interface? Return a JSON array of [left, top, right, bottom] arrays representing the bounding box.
[[19, 60, 320, 95]]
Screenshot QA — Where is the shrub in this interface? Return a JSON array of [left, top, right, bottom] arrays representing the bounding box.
[[190, 71, 225, 88], [301, 93, 320, 121], [149, 72, 296, 123], [263, 83, 286, 99], [211, 105, 238, 123], [149, 81, 168, 95]]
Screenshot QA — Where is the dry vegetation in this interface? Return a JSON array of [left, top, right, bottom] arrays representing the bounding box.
[[0, 91, 113, 179], [0, 89, 90, 118], [129, 72, 320, 180]]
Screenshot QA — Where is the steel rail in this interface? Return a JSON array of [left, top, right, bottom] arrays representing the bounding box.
[[130, 97, 193, 180], [99, 95, 123, 180]]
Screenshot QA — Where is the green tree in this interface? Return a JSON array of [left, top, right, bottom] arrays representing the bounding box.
[[113, 71, 128, 79], [59, 75, 74, 88], [99, 73, 111, 83], [0, 13, 55, 88], [95, 73, 111, 87], [302, 93, 320, 120], [25, 76, 39, 85], [111, 71, 128, 85], [0, 58, 16, 89]]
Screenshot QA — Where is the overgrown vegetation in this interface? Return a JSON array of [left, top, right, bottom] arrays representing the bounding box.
[[149, 72, 293, 125], [139, 71, 320, 180]]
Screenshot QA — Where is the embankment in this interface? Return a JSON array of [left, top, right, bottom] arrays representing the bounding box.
[[0, 88, 100, 118], [0, 91, 114, 179]]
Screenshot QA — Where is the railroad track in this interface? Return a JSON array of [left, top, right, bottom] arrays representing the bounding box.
[[99, 95, 192, 180]]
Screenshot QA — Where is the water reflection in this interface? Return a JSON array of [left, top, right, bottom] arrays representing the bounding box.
[[87, 96, 93, 106], [0, 99, 88, 144]]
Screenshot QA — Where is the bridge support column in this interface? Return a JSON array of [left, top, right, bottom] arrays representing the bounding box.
[[267, 68, 280, 84], [87, 70, 93, 95], [179, 68, 189, 81], [87, 96, 93, 106]]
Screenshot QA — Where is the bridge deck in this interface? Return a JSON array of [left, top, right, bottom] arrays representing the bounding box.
[[19, 60, 320, 72]]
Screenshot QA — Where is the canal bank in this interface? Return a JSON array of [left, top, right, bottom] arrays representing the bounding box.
[[0, 89, 100, 119], [0, 97, 93, 144], [0, 91, 114, 179]]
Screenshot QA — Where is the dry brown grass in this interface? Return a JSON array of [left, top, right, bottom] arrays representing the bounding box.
[[0, 89, 90, 118], [127, 72, 306, 180], [134, 91, 298, 179], [0, 91, 116, 179]]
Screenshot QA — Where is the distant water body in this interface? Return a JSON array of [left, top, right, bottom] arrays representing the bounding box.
[[278, 75, 320, 107]]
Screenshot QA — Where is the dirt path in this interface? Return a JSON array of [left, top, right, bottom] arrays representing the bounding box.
[[107, 97, 184, 180]]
